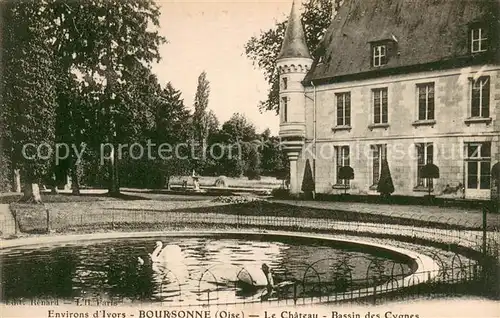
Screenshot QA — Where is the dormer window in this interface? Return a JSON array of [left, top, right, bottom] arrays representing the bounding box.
[[373, 45, 387, 67], [369, 36, 397, 67], [471, 27, 488, 53]]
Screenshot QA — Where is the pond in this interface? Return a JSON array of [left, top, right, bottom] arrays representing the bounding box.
[[0, 234, 412, 305]]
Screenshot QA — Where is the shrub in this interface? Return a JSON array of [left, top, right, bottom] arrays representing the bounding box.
[[377, 159, 395, 197], [338, 166, 354, 194], [420, 163, 440, 196], [301, 159, 315, 197], [272, 188, 290, 199]]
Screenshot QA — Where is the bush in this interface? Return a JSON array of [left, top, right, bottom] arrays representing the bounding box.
[[245, 146, 262, 180], [301, 159, 315, 194], [272, 188, 290, 199]]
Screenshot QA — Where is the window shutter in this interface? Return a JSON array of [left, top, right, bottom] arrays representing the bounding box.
[[428, 84, 435, 120], [483, 28, 490, 50], [371, 46, 376, 67], [387, 42, 393, 58], [336, 95, 343, 126], [345, 93, 351, 126], [344, 146, 350, 167], [382, 89, 388, 123], [471, 80, 480, 117], [427, 144, 434, 164], [482, 142, 491, 158], [336, 147, 341, 184], [373, 90, 381, 123], [418, 86, 426, 120], [381, 54, 387, 65], [417, 144, 424, 184], [373, 146, 380, 184], [481, 77, 490, 118]]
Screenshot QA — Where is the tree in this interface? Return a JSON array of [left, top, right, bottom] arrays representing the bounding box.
[[377, 159, 395, 197], [53, 71, 91, 194], [221, 113, 257, 143], [201, 109, 221, 175], [2, 1, 58, 202], [245, 146, 262, 180], [205, 110, 220, 141], [192, 72, 211, 145], [338, 166, 354, 195], [420, 163, 440, 197], [218, 113, 258, 177], [244, 0, 343, 114], [45, 0, 166, 196], [154, 83, 192, 188]]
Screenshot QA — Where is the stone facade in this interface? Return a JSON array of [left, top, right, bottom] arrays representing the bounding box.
[[277, 0, 499, 200], [293, 66, 500, 199]]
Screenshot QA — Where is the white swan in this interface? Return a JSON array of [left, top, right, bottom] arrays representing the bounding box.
[[138, 242, 190, 281], [138, 242, 184, 264], [238, 263, 295, 300], [237, 264, 272, 287], [199, 263, 291, 290]]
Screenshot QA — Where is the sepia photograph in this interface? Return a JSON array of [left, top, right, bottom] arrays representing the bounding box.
[[0, 0, 499, 317]]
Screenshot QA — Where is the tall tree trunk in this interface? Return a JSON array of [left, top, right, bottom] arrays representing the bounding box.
[[69, 155, 81, 195], [23, 177, 42, 203], [12, 168, 21, 193], [71, 165, 80, 195], [108, 146, 120, 196]]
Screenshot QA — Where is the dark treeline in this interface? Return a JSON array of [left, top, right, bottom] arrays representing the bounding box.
[[0, 0, 287, 202]]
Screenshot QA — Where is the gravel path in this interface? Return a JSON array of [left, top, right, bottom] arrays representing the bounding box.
[[272, 199, 500, 228]]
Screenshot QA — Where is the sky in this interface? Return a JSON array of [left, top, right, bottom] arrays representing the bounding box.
[[151, 0, 294, 135]]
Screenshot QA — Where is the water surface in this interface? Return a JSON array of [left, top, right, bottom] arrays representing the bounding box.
[[1, 235, 411, 305]]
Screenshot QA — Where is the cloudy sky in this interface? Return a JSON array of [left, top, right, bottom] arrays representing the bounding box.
[[152, 0, 294, 135]]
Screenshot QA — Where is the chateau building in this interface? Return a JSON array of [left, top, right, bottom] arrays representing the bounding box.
[[277, 0, 500, 200]]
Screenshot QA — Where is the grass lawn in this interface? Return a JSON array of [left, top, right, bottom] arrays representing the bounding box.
[[9, 192, 500, 235]]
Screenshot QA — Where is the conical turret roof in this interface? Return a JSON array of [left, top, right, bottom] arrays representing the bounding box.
[[277, 0, 311, 60]]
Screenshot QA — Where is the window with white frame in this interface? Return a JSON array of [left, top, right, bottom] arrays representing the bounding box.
[[416, 143, 434, 188], [335, 146, 350, 185], [471, 27, 488, 53], [417, 83, 435, 120], [371, 144, 387, 186], [465, 142, 491, 190], [281, 97, 288, 122], [372, 45, 387, 67], [372, 88, 388, 124], [336, 92, 351, 126], [471, 76, 490, 118]]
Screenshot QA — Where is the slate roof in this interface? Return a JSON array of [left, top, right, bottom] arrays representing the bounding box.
[[304, 0, 500, 85], [277, 0, 312, 60]]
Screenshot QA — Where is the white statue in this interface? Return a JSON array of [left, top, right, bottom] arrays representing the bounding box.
[[192, 170, 200, 191]]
